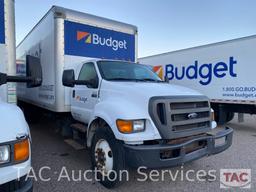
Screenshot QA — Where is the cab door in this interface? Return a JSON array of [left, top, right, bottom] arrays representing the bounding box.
[[71, 62, 99, 123]]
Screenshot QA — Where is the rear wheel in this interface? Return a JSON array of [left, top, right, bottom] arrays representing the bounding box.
[[90, 126, 126, 188], [226, 112, 235, 123]]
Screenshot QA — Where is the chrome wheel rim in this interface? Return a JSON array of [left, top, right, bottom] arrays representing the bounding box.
[[94, 139, 113, 175]]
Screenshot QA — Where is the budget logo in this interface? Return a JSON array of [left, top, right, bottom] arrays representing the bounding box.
[[76, 30, 127, 51], [165, 57, 237, 86], [220, 169, 251, 189], [76, 95, 88, 103], [153, 65, 163, 80], [77, 31, 91, 44], [65, 21, 135, 61]]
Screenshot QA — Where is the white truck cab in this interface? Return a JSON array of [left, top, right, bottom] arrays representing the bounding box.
[[63, 59, 233, 188]]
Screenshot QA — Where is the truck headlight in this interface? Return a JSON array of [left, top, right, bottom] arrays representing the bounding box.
[[0, 145, 10, 164], [116, 119, 145, 133], [14, 139, 29, 163]]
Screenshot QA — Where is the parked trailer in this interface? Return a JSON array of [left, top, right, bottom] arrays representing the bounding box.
[[0, 0, 42, 191], [139, 36, 256, 124], [17, 6, 233, 188]]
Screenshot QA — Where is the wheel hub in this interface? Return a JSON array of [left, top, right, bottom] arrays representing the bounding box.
[[95, 148, 106, 168], [94, 139, 113, 174]]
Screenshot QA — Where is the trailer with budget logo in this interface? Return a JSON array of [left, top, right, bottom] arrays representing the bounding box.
[[139, 35, 256, 125], [17, 6, 137, 118], [16, 5, 138, 133]]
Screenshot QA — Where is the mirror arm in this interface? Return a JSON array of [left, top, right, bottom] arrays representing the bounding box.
[[73, 80, 90, 85], [0, 73, 35, 85], [6, 75, 34, 83]]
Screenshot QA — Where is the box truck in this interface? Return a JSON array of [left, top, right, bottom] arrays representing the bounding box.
[[0, 0, 42, 191], [139, 35, 256, 125], [17, 6, 233, 188]]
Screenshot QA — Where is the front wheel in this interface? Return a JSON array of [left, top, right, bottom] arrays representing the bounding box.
[[90, 126, 126, 188]]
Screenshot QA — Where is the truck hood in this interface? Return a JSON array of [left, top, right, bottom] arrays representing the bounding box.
[[101, 80, 203, 99], [97, 80, 206, 128], [0, 101, 29, 143]]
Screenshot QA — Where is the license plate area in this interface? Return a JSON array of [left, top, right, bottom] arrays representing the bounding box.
[[160, 139, 207, 160]]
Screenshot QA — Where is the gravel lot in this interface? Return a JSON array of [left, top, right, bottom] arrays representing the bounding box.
[[29, 115, 256, 192]]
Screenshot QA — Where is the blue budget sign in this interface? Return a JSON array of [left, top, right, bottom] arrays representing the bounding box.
[[64, 20, 135, 62], [0, 0, 5, 44]]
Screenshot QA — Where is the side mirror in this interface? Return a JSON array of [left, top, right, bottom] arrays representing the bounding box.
[[0, 55, 42, 87], [85, 78, 99, 89], [26, 55, 43, 88], [164, 76, 170, 83], [62, 69, 75, 87]]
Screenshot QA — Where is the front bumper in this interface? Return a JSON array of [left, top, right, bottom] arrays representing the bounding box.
[[0, 176, 33, 192], [124, 127, 233, 168]]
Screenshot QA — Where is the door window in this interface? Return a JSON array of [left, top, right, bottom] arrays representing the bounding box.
[[78, 62, 99, 88]]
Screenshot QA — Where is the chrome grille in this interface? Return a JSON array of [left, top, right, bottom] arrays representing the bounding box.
[[149, 96, 211, 139]]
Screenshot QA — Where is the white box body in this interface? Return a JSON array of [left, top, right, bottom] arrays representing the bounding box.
[[17, 6, 138, 112]]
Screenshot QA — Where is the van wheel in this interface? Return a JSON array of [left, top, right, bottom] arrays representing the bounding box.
[[91, 126, 126, 188]]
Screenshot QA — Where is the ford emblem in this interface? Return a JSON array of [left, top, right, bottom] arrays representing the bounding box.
[[187, 112, 198, 119]]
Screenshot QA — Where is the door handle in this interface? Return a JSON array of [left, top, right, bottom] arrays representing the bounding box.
[[91, 92, 98, 98], [72, 90, 75, 98]]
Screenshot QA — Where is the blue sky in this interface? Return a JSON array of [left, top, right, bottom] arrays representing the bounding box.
[[15, 0, 256, 57]]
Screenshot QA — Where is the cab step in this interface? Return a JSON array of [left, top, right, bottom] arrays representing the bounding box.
[[64, 139, 86, 150], [70, 123, 87, 147], [70, 123, 87, 133]]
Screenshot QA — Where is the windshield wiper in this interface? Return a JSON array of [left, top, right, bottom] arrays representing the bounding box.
[[107, 78, 138, 81], [107, 78, 164, 83], [136, 78, 164, 83]]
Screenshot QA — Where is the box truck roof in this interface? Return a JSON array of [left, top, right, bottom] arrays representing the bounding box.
[[17, 5, 137, 48], [140, 34, 256, 59]]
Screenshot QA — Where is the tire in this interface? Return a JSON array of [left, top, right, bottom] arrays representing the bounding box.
[[214, 110, 234, 125], [226, 112, 235, 123], [90, 126, 126, 188]]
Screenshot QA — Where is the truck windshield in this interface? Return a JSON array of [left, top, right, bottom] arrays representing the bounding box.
[[97, 61, 163, 82]]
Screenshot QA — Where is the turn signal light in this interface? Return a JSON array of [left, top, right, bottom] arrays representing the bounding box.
[[116, 119, 145, 133], [116, 120, 133, 133], [14, 139, 29, 162]]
